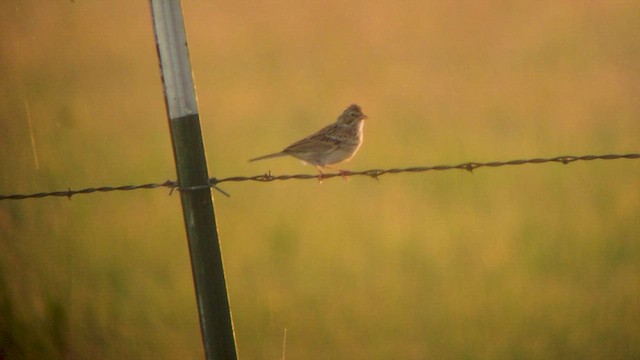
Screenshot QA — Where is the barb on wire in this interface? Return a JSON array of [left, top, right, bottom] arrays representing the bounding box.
[[1, 153, 638, 201]]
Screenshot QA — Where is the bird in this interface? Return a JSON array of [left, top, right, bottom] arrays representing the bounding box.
[[249, 104, 367, 178]]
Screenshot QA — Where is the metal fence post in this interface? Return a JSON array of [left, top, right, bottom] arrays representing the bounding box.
[[148, 1, 238, 359]]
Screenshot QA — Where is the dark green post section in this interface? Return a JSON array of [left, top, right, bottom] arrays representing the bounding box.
[[170, 114, 237, 360], [149, 1, 238, 359], [170, 115, 211, 187]]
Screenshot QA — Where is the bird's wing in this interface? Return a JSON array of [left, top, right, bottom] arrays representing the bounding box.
[[282, 123, 341, 155]]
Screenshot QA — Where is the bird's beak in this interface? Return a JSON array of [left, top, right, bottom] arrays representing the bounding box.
[[360, 114, 368, 120]]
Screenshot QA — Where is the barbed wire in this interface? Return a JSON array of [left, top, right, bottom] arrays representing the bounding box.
[[1, 153, 638, 200]]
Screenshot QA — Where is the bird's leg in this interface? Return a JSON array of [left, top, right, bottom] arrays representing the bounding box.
[[315, 166, 325, 183]]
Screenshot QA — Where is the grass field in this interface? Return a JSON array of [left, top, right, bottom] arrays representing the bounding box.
[[1, 1, 639, 359]]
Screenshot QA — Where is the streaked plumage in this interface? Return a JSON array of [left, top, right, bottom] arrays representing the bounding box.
[[249, 104, 367, 175]]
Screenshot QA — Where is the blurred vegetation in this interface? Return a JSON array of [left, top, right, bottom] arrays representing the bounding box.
[[1, 1, 639, 359]]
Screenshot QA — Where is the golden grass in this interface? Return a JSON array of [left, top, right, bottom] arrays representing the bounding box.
[[1, 1, 639, 359]]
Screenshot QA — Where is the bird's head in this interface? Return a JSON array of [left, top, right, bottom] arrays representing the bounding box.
[[338, 104, 368, 124]]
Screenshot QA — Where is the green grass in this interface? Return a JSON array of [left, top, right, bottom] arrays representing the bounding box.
[[1, 1, 639, 359]]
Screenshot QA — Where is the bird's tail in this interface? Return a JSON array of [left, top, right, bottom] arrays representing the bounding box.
[[248, 152, 286, 162]]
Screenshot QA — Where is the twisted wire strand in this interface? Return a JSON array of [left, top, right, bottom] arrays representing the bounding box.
[[1, 153, 638, 200], [0, 181, 176, 200]]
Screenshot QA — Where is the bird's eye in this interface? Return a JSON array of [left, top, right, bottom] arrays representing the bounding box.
[[350, 111, 359, 118]]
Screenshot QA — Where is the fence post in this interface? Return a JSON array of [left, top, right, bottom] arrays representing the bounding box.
[[148, 1, 238, 359]]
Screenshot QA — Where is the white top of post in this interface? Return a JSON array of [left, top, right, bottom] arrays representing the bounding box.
[[150, 0, 198, 120]]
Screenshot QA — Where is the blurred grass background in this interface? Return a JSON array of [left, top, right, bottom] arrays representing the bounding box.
[[1, 1, 639, 359]]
